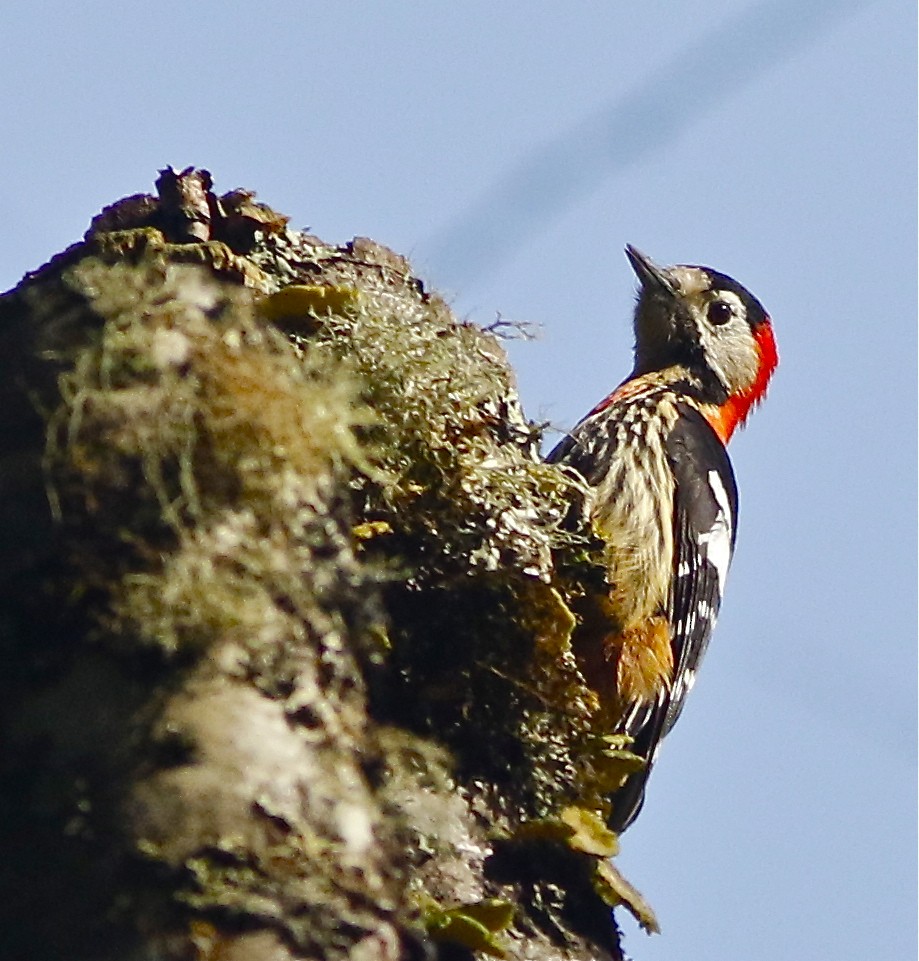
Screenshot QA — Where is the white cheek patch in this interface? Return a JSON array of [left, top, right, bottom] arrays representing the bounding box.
[[697, 291, 759, 394], [696, 323, 730, 390], [698, 469, 733, 595]]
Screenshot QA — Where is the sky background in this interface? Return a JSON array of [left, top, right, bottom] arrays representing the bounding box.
[[1, 2, 915, 959]]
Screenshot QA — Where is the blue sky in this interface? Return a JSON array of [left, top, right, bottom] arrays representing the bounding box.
[[1, 2, 914, 959]]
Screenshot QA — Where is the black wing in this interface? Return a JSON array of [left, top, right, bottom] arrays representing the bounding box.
[[609, 405, 738, 831], [663, 404, 738, 735]]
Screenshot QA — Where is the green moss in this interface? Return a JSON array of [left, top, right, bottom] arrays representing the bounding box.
[[252, 240, 637, 828], [39, 258, 375, 665], [424, 899, 516, 958]]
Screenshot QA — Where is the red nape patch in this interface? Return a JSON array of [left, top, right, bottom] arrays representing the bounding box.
[[706, 319, 778, 444]]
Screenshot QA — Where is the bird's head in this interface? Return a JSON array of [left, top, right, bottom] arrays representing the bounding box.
[[625, 244, 778, 441]]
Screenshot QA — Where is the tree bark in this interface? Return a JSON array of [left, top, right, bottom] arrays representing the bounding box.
[[0, 168, 651, 961]]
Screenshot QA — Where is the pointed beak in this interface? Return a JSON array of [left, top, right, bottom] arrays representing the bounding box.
[[625, 245, 678, 296]]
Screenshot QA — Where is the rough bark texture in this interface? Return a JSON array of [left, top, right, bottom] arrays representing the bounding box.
[[0, 168, 655, 961]]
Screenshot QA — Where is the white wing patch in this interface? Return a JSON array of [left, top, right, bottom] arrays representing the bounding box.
[[697, 468, 733, 595]]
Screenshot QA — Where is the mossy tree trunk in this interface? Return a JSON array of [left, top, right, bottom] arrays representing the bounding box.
[[0, 169, 653, 961]]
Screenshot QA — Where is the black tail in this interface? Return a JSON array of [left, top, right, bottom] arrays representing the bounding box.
[[608, 693, 670, 833]]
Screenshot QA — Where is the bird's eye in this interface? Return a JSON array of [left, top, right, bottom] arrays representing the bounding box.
[[707, 300, 733, 326]]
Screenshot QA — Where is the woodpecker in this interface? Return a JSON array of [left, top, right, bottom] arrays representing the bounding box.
[[548, 245, 777, 832]]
